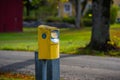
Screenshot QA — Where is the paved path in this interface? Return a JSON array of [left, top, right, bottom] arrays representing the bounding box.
[[0, 51, 120, 80]]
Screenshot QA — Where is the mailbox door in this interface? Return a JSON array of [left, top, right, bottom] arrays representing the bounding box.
[[38, 28, 50, 59]]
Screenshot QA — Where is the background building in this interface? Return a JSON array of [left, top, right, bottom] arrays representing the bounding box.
[[0, 0, 23, 32]]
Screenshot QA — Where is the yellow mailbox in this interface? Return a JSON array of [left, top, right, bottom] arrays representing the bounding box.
[[38, 25, 59, 59]]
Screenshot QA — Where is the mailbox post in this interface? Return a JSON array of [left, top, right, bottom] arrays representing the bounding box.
[[36, 25, 60, 80]]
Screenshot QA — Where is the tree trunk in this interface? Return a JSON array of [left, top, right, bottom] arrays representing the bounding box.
[[26, 0, 31, 17], [81, 0, 88, 16], [87, 0, 113, 51], [75, 0, 81, 29]]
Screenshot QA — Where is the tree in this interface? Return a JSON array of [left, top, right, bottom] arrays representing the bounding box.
[[75, 0, 81, 29], [24, 0, 31, 16], [24, 0, 42, 17], [81, 0, 88, 16], [74, 0, 89, 28], [87, 0, 115, 51]]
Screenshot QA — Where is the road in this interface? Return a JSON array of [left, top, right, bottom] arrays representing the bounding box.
[[0, 51, 120, 80]]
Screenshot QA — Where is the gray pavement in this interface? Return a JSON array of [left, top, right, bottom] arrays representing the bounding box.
[[0, 51, 120, 80]]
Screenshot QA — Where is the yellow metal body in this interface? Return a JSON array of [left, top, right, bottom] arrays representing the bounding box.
[[38, 25, 59, 59]]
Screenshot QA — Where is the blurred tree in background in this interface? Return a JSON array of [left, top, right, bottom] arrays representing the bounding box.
[[87, 0, 117, 51]]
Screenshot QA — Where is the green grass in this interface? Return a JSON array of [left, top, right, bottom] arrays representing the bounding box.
[[0, 28, 38, 51], [0, 27, 91, 53], [60, 28, 91, 53], [0, 24, 120, 55]]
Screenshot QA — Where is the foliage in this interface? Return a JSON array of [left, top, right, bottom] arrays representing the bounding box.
[[23, 0, 58, 19], [23, 16, 37, 21], [0, 72, 35, 80], [83, 18, 92, 26], [37, 6, 58, 20], [82, 4, 118, 26], [84, 9, 92, 19], [23, 0, 41, 9], [83, 8, 92, 26], [47, 0, 58, 6], [0, 72, 64, 80], [62, 17, 75, 24], [107, 36, 120, 48], [110, 5, 119, 24], [46, 16, 75, 24], [31, 0, 41, 6], [45, 16, 62, 22], [110, 24, 120, 47]]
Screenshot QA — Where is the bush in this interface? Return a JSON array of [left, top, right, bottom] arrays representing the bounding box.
[[82, 5, 119, 26], [110, 5, 119, 24], [23, 16, 37, 21], [46, 16, 75, 24], [38, 6, 58, 20], [84, 9, 92, 19], [45, 16, 62, 22], [62, 17, 75, 24], [83, 8, 92, 26], [83, 18, 92, 26]]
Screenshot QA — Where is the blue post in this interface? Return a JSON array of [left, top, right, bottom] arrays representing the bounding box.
[[42, 60, 47, 80], [35, 52, 40, 80], [35, 52, 60, 80], [47, 59, 60, 80]]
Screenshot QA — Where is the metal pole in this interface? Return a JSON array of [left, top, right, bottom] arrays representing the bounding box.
[[42, 60, 47, 80], [35, 52, 40, 80]]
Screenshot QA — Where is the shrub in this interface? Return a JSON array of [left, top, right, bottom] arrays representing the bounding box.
[[46, 16, 75, 24], [62, 17, 75, 24], [38, 6, 58, 20], [110, 5, 119, 24], [82, 8, 92, 26], [82, 5, 119, 26], [23, 16, 37, 21], [45, 16, 62, 22], [84, 9, 92, 19], [83, 18, 92, 26]]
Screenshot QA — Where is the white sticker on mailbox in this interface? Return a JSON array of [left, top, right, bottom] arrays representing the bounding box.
[[51, 30, 59, 43]]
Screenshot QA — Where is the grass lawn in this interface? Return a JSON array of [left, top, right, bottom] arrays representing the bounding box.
[[0, 24, 120, 54], [0, 28, 38, 51]]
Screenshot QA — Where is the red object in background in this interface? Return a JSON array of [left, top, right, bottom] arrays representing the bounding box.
[[0, 0, 23, 32]]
